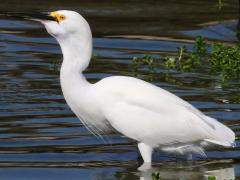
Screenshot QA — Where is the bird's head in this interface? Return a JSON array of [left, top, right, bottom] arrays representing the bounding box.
[[7, 10, 93, 71], [7, 10, 92, 42], [42, 10, 91, 40]]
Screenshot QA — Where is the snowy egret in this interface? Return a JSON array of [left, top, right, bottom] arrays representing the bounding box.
[[11, 10, 235, 170]]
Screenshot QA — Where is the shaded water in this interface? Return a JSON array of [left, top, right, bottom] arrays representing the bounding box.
[[0, 1, 240, 179]]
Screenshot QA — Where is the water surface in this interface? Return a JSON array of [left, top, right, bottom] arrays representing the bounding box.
[[0, 1, 240, 179]]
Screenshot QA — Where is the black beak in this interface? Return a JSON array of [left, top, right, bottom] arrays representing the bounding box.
[[0, 11, 56, 21]]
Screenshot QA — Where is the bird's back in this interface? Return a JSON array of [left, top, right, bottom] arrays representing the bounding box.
[[92, 76, 235, 154]]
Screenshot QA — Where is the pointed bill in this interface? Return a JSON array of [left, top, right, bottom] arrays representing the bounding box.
[[1, 12, 56, 22]]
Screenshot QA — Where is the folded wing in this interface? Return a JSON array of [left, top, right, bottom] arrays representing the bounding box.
[[93, 76, 235, 148]]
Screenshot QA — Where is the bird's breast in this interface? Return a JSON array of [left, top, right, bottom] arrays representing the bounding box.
[[60, 73, 110, 133]]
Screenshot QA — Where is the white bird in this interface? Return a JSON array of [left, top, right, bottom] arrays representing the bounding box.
[[12, 10, 235, 170]]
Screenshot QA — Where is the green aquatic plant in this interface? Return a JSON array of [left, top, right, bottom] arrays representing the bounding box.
[[132, 55, 156, 72], [152, 172, 161, 180], [92, 52, 101, 60], [163, 36, 207, 71], [207, 175, 217, 180], [217, 0, 223, 10], [211, 43, 240, 81], [132, 55, 158, 81], [132, 36, 240, 83]]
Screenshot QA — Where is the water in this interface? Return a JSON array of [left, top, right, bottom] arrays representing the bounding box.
[[0, 1, 240, 179]]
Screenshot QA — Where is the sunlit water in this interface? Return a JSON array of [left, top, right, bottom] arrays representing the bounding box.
[[0, 1, 240, 179]]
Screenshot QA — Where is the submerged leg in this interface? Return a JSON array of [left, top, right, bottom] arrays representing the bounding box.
[[137, 142, 153, 171]]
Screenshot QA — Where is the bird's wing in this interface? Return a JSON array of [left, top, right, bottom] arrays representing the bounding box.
[[93, 76, 234, 147]]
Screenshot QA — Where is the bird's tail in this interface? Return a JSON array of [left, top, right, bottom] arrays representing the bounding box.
[[203, 116, 235, 147]]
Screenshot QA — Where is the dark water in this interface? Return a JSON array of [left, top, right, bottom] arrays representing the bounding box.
[[0, 1, 240, 179]]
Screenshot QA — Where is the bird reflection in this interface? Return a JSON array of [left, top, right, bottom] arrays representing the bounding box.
[[93, 160, 235, 180], [138, 162, 235, 180]]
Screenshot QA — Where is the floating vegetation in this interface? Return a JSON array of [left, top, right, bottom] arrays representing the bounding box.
[[162, 36, 207, 71], [152, 172, 161, 180], [217, 0, 223, 10], [131, 36, 240, 83], [211, 43, 240, 81], [207, 175, 217, 180]]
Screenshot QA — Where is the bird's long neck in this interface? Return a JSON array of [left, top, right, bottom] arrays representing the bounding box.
[[57, 30, 94, 119], [58, 32, 92, 87], [59, 32, 92, 73]]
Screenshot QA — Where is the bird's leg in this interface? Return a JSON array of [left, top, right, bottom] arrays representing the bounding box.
[[138, 142, 152, 162], [137, 142, 152, 171]]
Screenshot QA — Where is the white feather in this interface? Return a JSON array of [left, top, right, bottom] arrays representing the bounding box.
[[38, 10, 236, 168], [93, 76, 235, 149]]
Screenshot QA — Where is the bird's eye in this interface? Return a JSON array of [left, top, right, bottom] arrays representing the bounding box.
[[59, 15, 66, 21]]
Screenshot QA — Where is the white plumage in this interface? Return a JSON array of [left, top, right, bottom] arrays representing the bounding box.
[[32, 10, 235, 170]]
